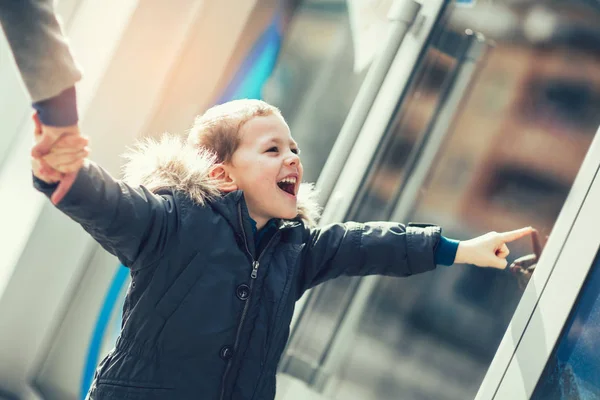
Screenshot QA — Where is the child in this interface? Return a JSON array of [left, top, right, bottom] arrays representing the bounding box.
[[32, 99, 532, 400]]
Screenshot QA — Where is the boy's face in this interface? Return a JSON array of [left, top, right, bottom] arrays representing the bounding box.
[[223, 114, 303, 228]]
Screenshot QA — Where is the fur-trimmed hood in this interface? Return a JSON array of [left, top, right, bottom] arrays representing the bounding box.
[[121, 135, 321, 227]]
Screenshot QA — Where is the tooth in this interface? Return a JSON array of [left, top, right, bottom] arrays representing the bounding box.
[[279, 177, 297, 184]]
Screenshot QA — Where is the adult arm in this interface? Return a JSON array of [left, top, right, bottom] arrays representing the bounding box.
[[0, 0, 82, 103], [0, 0, 81, 125]]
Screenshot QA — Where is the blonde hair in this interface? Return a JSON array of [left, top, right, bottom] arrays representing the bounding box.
[[187, 99, 282, 163]]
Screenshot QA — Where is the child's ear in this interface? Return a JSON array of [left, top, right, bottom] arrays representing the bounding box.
[[210, 164, 238, 192]]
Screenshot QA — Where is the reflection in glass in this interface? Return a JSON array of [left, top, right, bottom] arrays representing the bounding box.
[[532, 251, 600, 399], [350, 46, 458, 223], [282, 1, 600, 399]]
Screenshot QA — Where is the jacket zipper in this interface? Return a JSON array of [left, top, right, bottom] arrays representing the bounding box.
[[219, 204, 280, 400], [250, 241, 302, 400]]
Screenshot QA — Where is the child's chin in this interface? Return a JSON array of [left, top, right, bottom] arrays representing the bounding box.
[[279, 208, 297, 220]]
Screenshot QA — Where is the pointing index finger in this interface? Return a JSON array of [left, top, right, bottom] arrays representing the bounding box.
[[500, 226, 534, 243]]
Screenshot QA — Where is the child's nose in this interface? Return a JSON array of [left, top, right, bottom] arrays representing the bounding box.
[[285, 152, 299, 166]]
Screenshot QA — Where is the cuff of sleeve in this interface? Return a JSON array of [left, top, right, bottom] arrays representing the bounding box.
[[435, 236, 460, 266], [32, 173, 59, 197], [406, 223, 442, 274], [32, 161, 90, 206], [32, 86, 79, 126]]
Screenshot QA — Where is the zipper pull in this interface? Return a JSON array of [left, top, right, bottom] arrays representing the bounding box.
[[251, 261, 259, 279]]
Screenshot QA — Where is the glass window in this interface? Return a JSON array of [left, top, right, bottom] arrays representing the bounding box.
[[281, 1, 600, 399], [532, 251, 600, 399]]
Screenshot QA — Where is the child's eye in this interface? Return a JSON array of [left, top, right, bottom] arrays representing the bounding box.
[[266, 146, 300, 155]]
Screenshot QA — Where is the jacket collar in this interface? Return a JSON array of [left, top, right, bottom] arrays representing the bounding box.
[[121, 135, 322, 227]]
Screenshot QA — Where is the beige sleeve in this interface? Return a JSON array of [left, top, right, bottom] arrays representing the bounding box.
[[0, 0, 82, 102]]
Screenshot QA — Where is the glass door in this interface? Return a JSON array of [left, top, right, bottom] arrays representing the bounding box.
[[280, 1, 600, 399]]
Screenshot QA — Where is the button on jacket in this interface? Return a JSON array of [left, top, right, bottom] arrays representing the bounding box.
[[34, 136, 442, 400]]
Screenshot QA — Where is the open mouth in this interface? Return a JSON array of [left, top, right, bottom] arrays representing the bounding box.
[[277, 177, 297, 196]]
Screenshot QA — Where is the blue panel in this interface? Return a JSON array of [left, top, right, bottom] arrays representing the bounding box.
[[80, 265, 129, 399], [216, 11, 283, 102]]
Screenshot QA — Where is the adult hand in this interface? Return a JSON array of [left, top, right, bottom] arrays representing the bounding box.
[[455, 227, 534, 269]]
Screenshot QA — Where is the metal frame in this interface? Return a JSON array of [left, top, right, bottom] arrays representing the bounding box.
[[389, 29, 490, 222], [475, 126, 600, 399], [317, 0, 448, 227], [314, 0, 422, 207]]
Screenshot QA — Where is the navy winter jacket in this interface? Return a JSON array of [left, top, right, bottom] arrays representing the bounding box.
[[34, 137, 442, 400]]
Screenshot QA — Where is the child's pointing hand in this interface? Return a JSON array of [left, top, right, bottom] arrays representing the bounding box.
[[454, 227, 534, 269]]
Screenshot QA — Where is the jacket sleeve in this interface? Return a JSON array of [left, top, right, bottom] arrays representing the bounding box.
[[0, 0, 82, 102], [33, 161, 178, 270], [298, 221, 441, 294]]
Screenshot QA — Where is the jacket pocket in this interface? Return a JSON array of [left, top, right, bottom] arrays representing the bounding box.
[[93, 379, 174, 400]]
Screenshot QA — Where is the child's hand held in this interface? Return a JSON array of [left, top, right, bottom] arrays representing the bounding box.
[[31, 113, 89, 204], [31, 156, 61, 183], [41, 134, 90, 173], [455, 227, 534, 269]]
